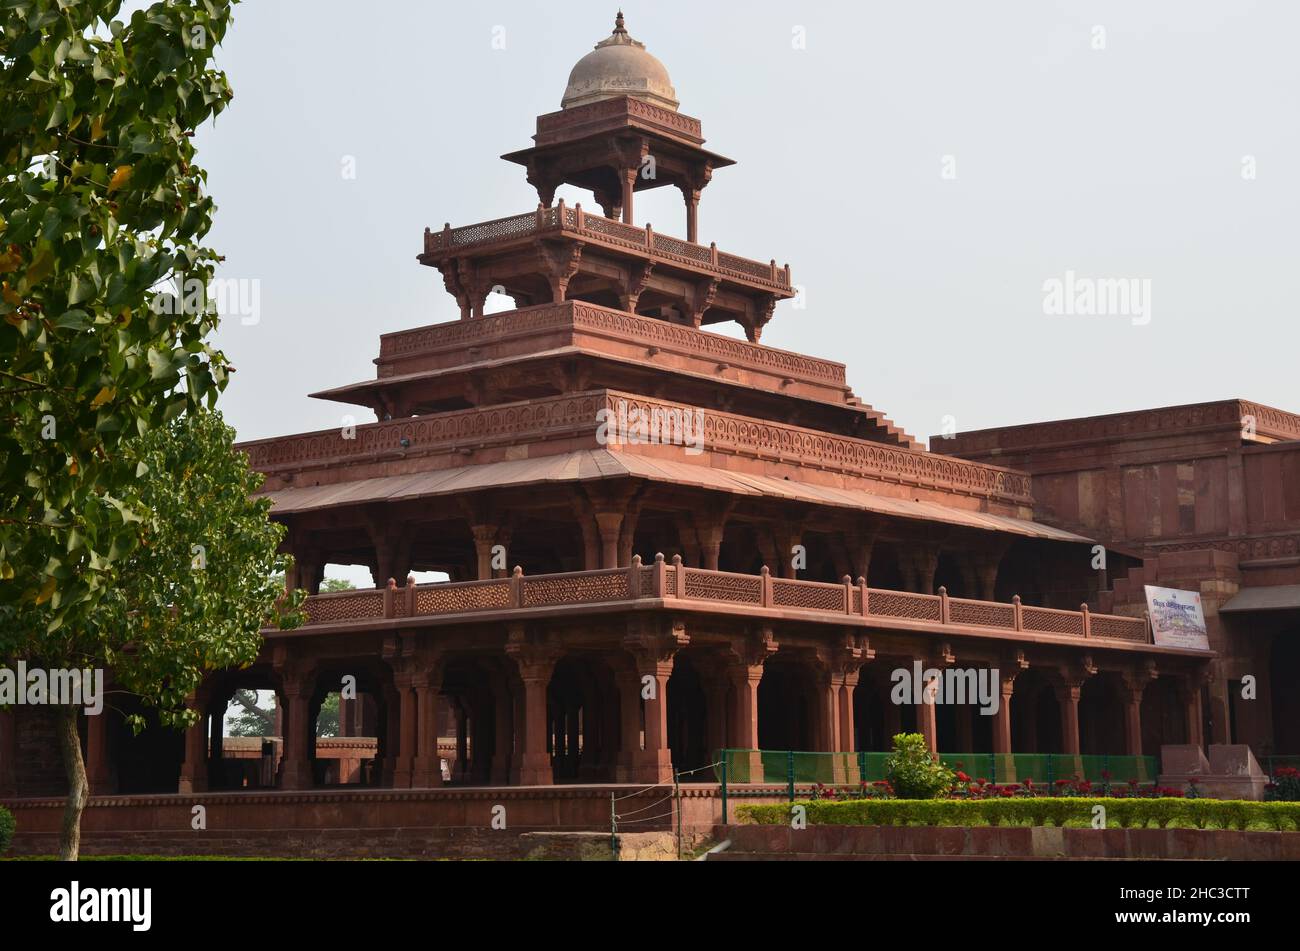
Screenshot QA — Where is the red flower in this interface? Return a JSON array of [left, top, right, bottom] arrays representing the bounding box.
[[1127, 778, 1139, 786], [956, 771, 971, 784]]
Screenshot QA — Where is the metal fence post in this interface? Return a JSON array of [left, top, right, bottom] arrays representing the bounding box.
[[720, 755, 728, 824], [787, 750, 795, 802]]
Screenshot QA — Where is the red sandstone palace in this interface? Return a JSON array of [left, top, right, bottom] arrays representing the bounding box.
[[3, 13, 1296, 807]]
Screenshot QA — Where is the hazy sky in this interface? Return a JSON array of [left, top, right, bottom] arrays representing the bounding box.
[[195, 0, 1297, 453]]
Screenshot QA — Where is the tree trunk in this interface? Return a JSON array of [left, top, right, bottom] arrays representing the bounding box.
[[56, 703, 88, 861]]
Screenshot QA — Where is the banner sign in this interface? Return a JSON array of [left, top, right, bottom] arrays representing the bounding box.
[[1144, 586, 1210, 650]]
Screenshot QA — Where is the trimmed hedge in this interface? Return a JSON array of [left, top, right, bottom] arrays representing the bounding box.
[[0, 806, 14, 856], [737, 797, 1300, 831]]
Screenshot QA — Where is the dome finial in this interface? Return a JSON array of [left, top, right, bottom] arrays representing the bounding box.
[[614, 10, 626, 35]]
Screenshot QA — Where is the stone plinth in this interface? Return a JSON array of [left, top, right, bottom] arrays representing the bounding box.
[[1158, 743, 1269, 800]]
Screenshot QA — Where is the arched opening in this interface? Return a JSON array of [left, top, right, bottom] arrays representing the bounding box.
[[796, 531, 843, 583], [441, 655, 515, 786], [853, 662, 917, 751], [666, 652, 711, 778], [548, 654, 620, 783], [1011, 670, 1061, 753], [718, 521, 764, 574], [852, 675, 887, 752], [994, 539, 1045, 605], [757, 656, 818, 751], [1271, 632, 1300, 753], [308, 665, 391, 787], [933, 552, 965, 598], [508, 513, 587, 574], [866, 543, 904, 591], [1141, 676, 1186, 755], [1079, 674, 1126, 755], [217, 676, 283, 790], [110, 698, 185, 795], [631, 509, 683, 565]]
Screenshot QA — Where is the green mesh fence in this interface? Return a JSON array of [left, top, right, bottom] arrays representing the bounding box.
[[715, 749, 1158, 791]]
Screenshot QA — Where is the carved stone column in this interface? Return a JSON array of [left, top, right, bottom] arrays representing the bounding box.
[[726, 625, 778, 781], [1179, 671, 1207, 749], [620, 167, 636, 225], [471, 524, 502, 581], [506, 626, 559, 786], [278, 675, 315, 791], [770, 521, 803, 579], [899, 543, 940, 595], [412, 658, 444, 788], [615, 667, 644, 783], [989, 657, 1027, 783], [680, 184, 701, 243], [1122, 663, 1157, 757], [625, 617, 688, 783], [177, 689, 211, 794]]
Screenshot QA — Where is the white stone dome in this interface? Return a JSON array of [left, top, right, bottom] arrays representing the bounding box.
[[561, 12, 679, 112]]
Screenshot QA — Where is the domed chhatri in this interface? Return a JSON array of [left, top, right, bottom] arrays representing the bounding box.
[[561, 11, 679, 112]]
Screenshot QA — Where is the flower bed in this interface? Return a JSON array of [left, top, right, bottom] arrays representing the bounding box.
[[737, 797, 1300, 831], [1267, 766, 1300, 801]]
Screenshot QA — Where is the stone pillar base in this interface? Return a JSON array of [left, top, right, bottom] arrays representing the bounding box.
[[1158, 743, 1269, 800], [177, 775, 208, 795], [412, 756, 444, 788], [519, 754, 553, 786], [279, 759, 313, 791], [634, 750, 674, 785]]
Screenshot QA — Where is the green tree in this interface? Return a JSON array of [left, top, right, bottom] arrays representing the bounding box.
[[226, 689, 340, 738], [226, 687, 273, 737], [0, 1, 263, 860], [316, 692, 339, 738], [13, 410, 303, 858]]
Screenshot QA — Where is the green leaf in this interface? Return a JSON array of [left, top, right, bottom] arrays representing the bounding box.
[[54, 309, 90, 330]]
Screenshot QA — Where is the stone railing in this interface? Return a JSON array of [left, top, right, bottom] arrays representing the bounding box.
[[295, 556, 1151, 645], [421, 201, 793, 292], [377, 300, 848, 385], [239, 389, 1031, 502]]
